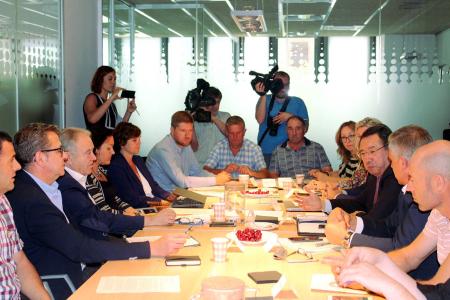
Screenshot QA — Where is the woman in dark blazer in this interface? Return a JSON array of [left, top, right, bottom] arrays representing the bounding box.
[[109, 122, 176, 208]]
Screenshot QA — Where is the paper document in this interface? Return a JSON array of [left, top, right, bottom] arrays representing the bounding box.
[[261, 178, 277, 188], [310, 274, 368, 295], [126, 236, 200, 247], [96, 275, 180, 294]]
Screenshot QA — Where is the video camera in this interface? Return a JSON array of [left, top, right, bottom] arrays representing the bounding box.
[[249, 65, 284, 96], [184, 79, 216, 123]]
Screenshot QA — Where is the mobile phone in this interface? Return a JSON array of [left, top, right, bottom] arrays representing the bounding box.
[[165, 256, 201, 266], [248, 271, 281, 284], [120, 89, 135, 98], [209, 221, 236, 227], [288, 236, 322, 242]]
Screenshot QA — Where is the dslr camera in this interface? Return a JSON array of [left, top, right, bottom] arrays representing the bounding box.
[[249, 65, 284, 96], [185, 79, 216, 123]]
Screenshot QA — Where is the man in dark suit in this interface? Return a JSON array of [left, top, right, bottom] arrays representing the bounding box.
[[7, 123, 187, 299], [326, 125, 439, 280], [297, 124, 402, 221], [58, 127, 176, 240]]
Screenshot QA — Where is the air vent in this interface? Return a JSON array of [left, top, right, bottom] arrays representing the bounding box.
[[231, 10, 267, 33]]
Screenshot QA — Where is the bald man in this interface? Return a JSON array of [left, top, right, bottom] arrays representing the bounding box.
[[387, 140, 450, 284]]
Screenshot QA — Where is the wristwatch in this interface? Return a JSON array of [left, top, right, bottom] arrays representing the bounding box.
[[342, 230, 354, 249]]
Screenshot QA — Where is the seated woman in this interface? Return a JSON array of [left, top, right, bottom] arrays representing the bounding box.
[[89, 128, 137, 215], [109, 122, 176, 208], [310, 121, 359, 182], [83, 65, 137, 132]]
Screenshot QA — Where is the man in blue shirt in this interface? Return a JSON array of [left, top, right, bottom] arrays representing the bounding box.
[[146, 111, 231, 191], [255, 71, 309, 165], [204, 116, 268, 179]]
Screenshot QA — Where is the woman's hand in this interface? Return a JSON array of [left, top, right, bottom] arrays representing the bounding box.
[[109, 87, 123, 102], [126, 98, 137, 113]]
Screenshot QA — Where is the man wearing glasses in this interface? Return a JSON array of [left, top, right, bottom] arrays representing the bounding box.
[[297, 124, 402, 221], [255, 71, 309, 166]]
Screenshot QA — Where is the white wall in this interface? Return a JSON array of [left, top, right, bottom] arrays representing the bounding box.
[[63, 0, 101, 127], [121, 36, 450, 169]]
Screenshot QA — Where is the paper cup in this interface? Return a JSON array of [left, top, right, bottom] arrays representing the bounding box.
[[211, 237, 229, 262], [295, 174, 305, 186], [213, 202, 226, 222]]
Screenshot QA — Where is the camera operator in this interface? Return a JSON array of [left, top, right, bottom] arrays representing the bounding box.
[[84, 66, 137, 133], [255, 71, 309, 166], [191, 87, 231, 166]]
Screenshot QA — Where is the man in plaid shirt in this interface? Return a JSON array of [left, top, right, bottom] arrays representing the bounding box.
[[204, 116, 268, 179], [269, 116, 332, 178], [0, 131, 50, 299]]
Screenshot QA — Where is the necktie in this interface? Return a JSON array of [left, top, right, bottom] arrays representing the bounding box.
[[373, 176, 381, 205]]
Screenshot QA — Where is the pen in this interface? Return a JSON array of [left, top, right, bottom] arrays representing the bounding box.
[[287, 259, 318, 263]]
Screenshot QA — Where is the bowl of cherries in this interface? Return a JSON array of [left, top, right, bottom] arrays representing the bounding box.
[[235, 228, 263, 245]]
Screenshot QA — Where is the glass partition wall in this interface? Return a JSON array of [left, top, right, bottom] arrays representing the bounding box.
[[0, 0, 63, 134], [102, 0, 450, 167]]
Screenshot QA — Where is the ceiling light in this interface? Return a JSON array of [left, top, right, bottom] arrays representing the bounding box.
[[322, 25, 363, 31], [231, 10, 267, 33]]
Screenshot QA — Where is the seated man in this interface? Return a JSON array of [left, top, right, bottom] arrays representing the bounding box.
[[7, 123, 186, 299], [0, 131, 50, 300], [297, 124, 402, 220], [146, 111, 231, 191], [269, 116, 331, 178], [387, 140, 450, 285], [203, 116, 268, 179], [58, 128, 176, 240], [325, 125, 438, 280]]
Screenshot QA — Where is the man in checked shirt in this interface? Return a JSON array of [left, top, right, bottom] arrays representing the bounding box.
[[0, 131, 49, 300]]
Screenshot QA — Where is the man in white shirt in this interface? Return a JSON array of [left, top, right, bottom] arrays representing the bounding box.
[[58, 128, 176, 239]]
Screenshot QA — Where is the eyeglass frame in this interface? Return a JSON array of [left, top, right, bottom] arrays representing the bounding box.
[[340, 134, 355, 142], [358, 144, 387, 159], [297, 248, 314, 260], [40, 147, 64, 155], [176, 217, 204, 226]]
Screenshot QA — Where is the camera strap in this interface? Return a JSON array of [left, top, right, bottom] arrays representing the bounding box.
[[258, 96, 291, 146]]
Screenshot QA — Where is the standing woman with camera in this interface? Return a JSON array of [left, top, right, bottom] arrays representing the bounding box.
[[83, 66, 137, 133]]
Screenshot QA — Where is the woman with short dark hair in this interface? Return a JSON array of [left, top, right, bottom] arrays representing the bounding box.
[[88, 129, 137, 215], [108, 122, 176, 208]]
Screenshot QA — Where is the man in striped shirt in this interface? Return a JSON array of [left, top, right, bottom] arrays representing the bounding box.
[[0, 132, 50, 299], [388, 140, 450, 284]]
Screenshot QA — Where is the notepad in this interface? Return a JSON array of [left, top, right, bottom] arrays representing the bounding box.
[[96, 275, 180, 293], [310, 274, 368, 295]]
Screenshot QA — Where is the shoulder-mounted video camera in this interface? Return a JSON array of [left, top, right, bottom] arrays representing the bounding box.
[[249, 65, 284, 96], [184, 79, 216, 123]]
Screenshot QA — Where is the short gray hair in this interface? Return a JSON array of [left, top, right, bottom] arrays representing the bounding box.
[[60, 128, 91, 154], [355, 117, 382, 131], [389, 125, 432, 159], [14, 123, 60, 167]]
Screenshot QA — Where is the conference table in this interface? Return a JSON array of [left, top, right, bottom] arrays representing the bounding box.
[[68, 187, 380, 300]]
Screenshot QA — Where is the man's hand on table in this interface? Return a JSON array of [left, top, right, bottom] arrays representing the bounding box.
[[151, 234, 188, 257], [224, 163, 239, 173], [144, 208, 176, 226], [216, 171, 231, 185], [165, 193, 178, 202], [294, 191, 323, 211]]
